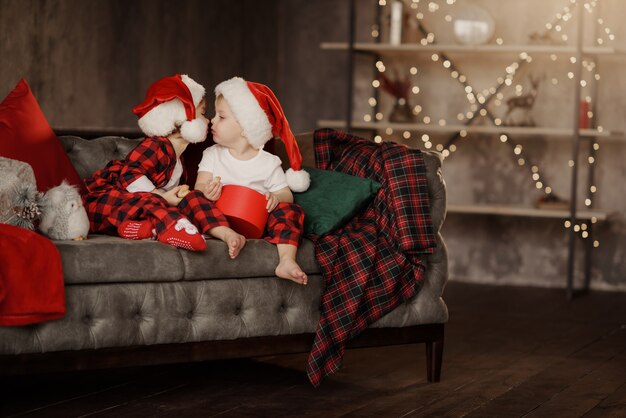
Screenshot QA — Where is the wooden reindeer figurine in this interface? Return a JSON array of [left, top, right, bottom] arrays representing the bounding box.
[[504, 75, 542, 126]]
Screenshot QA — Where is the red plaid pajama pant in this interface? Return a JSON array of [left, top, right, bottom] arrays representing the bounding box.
[[263, 201, 304, 247], [85, 190, 303, 246], [84, 190, 229, 236]]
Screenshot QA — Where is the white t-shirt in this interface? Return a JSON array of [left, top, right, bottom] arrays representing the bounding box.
[[198, 144, 288, 194], [127, 159, 182, 193]]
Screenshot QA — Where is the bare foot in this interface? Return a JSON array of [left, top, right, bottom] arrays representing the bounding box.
[[275, 257, 308, 285], [208, 226, 246, 259], [224, 230, 246, 259]]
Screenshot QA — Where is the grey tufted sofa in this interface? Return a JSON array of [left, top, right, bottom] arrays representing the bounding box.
[[0, 132, 448, 382]]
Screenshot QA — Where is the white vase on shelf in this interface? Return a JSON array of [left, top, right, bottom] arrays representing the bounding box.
[[389, 0, 403, 45], [452, 2, 495, 45]]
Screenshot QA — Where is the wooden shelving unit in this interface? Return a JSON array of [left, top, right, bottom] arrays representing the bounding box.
[[320, 0, 619, 298]]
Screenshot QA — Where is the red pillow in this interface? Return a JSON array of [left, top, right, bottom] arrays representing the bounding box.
[[0, 79, 85, 192], [0, 223, 66, 326]]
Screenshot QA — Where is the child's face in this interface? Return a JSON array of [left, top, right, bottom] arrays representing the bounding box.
[[211, 97, 245, 146], [196, 99, 207, 118]]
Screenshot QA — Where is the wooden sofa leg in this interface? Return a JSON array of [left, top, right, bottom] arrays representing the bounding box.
[[425, 325, 444, 382]]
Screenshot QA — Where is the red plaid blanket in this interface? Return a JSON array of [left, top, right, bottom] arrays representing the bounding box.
[[306, 129, 436, 386]]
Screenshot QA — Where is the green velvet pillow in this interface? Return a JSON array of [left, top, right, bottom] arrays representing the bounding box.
[[294, 167, 381, 235]]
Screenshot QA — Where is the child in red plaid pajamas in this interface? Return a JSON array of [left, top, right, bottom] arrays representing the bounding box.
[[83, 74, 246, 254], [194, 77, 311, 285]]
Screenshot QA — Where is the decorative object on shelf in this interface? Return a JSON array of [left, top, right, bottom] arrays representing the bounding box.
[[579, 100, 590, 129], [377, 71, 415, 123], [504, 74, 542, 127], [452, 2, 495, 45], [389, 0, 403, 45], [536, 193, 569, 211], [528, 30, 566, 45]]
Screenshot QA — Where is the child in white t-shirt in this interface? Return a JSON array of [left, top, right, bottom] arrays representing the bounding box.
[[195, 77, 311, 285]]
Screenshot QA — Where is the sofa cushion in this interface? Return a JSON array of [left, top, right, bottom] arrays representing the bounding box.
[[181, 238, 320, 280], [0, 79, 84, 192], [55, 235, 320, 285], [55, 235, 185, 284]]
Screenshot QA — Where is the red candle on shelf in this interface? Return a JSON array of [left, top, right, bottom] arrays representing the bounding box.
[[579, 100, 590, 129]]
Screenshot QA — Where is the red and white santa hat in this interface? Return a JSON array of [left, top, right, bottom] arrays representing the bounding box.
[[214, 77, 310, 192], [132, 74, 208, 144]]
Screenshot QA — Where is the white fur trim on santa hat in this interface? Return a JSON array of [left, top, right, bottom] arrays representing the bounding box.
[[181, 74, 205, 107], [138, 98, 187, 137], [215, 77, 272, 149], [286, 168, 311, 193], [180, 117, 209, 143]]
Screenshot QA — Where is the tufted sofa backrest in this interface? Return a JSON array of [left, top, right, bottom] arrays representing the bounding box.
[[59, 136, 142, 180]]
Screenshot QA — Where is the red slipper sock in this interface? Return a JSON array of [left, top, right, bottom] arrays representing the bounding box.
[[118, 220, 155, 240], [158, 218, 207, 251]]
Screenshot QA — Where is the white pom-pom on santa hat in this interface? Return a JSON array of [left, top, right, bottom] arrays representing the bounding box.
[[133, 74, 208, 143], [215, 77, 310, 192]]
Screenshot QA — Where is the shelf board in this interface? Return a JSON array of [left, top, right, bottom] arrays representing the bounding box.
[[317, 120, 622, 140], [447, 204, 608, 221], [321, 42, 626, 56]]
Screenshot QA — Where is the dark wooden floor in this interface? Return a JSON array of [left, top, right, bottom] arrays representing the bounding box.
[[1, 281, 625, 418]]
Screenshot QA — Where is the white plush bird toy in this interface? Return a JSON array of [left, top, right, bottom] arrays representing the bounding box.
[[38, 181, 89, 240]]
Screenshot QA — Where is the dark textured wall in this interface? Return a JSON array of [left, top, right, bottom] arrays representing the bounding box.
[[0, 0, 279, 129]]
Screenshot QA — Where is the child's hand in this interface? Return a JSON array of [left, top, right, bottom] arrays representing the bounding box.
[[176, 184, 190, 198], [155, 187, 184, 206], [265, 192, 279, 212], [203, 176, 222, 201]]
